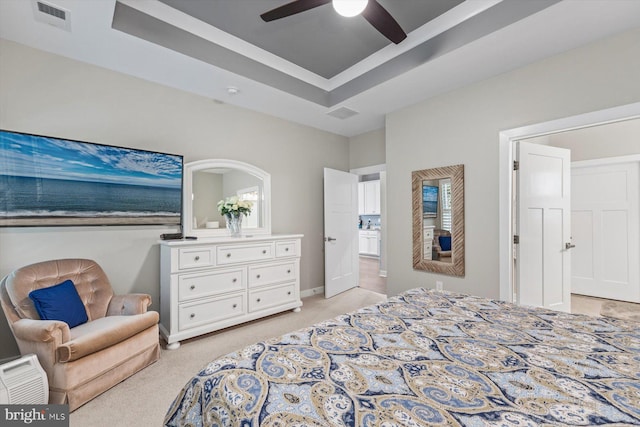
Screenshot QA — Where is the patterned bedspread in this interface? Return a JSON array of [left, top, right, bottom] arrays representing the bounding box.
[[164, 288, 640, 426]]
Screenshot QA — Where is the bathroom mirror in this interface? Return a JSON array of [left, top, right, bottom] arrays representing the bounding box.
[[412, 164, 464, 276], [183, 159, 271, 237]]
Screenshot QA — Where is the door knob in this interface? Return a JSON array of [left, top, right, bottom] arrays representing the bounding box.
[[325, 237, 337, 242], [565, 242, 576, 250]]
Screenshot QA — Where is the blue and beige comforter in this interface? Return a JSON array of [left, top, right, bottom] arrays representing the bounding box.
[[165, 288, 640, 426]]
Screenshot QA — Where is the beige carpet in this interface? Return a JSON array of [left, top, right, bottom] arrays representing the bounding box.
[[600, 299, 640, 322], [69, 288, 386, 427]]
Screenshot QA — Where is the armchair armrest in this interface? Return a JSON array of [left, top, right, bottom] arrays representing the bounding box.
[[11, 318, 70, 368], [107, 294, 152, 316], [12, 318, 70, 344]]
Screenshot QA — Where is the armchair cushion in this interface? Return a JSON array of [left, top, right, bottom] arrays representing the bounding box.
[[29, 280, 88, 328], [58, 311, 159, 362]]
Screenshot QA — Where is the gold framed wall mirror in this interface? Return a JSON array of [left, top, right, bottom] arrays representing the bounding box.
[[412, 164, 465, 276]]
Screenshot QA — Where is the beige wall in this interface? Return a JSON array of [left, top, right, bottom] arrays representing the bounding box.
[[386, 28, 640, 299], [349, 129, 385, 170], [0, 40, 349, 359]]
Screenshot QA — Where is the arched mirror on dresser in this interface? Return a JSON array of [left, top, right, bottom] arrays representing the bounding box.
[[412, 164, 465, 276], [182, 159, 271, 237]]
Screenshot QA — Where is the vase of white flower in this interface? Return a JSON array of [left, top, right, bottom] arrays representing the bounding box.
[[217, 196, 253, 237], [225, 212, 242, 237]]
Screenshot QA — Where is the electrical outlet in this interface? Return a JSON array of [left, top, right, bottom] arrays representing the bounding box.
[[436, 281, 443, 291]]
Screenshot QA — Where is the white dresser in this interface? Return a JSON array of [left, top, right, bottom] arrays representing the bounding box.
[[160, 234, 303, 349], [423, 225, 435, 260]]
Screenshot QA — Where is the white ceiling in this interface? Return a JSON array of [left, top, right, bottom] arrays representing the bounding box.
[[1, 0, 639, 137]]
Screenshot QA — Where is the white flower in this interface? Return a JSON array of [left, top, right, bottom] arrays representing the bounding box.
[[217, 196, 253, 216]]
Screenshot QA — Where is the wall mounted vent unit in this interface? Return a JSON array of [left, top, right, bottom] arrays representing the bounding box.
[[326, 107, 359, 120], [32, 0, 71, 31], [0, 354, 49, 404]]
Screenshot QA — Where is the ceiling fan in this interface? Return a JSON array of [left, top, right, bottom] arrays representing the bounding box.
[[260, 0, 407, 44]]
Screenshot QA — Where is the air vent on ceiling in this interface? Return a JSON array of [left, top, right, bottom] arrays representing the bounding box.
[[326, 107, 359, 120], [32, 0, 71, 31]]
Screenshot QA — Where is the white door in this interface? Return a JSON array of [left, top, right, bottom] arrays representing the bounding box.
[[324, 168, 358, 298], [571, 161, 640, 302], [516, 141, 572, 312]]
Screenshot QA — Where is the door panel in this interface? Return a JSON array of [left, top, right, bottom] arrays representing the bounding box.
[[571, 162, 639, 302], [324, 168, 358, 298], [517, 141, 571, 312], [571, 210, 593, 280], [543, 208, 564, 307], [519, 208, 543, 307]]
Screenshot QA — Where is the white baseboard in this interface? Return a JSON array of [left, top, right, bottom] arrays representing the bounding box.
[[379, 270, 387, 277], [301, 286, 324, 298]]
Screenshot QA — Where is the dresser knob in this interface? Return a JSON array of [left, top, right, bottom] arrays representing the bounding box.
[[232, 304, 237, 308], [194, 256, 200, 261], [257, 298, 261, 302], [285, 247, 289, 252], [262, 250, 267, 254], [287, 269, 291, 274], [256, 274, 261, 279], [232, 278, 237, 283], [226, 253, 231, 258], [287, 291, 291, 295], [190, 285, 195, 290], [190, 313, 195, 318]]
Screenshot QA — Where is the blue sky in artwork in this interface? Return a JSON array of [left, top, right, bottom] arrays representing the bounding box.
[[0, 131, 182, 188], [423, 185, 438, 202]]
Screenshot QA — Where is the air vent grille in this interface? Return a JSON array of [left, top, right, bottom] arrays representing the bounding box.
[[32, 0, 71, 31], [37, 1, 66, 20], [326, 107, 359, 120]]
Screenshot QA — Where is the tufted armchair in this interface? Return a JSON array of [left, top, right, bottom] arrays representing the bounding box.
[[0, 259, 160, 411], [433, 229, 452, 260]]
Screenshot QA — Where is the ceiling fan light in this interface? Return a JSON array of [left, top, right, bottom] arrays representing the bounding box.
[[332, 0, 368, 17]]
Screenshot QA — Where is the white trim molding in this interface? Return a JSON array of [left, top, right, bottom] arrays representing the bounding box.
[[572, 154, 640, 169], [300, 286, 325, 299]]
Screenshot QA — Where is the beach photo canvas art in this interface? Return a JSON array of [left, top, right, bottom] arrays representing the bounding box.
[[0, 130, 183, 226], [422, 184, 438, 218]]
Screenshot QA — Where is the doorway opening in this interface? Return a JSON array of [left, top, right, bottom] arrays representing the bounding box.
[[499, 102, 640, 308], [351, 164, 387, 295]]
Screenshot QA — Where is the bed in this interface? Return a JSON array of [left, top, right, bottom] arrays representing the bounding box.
[[164, 288, 640, 426]]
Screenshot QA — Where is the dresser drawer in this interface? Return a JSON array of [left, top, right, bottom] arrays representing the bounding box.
[[248, 261, 296, 288], [178, 247, 214, 270], [178, 268, 245, 302], [248, 283, 297, 312], [216, 243, 274, 265], [275, 240, 298, 258], [178, 293, 245, 331], [423, 228, 434, 240], [423, 242, 432, 260]]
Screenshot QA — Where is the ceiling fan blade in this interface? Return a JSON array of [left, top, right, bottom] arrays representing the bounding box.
[[261, 0, 332, 22], [361, 0, 407, 44]]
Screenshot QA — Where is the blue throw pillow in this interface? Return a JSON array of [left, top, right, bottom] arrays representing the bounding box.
[[29, 279, 88, 328], [439, 236, 452, 251]]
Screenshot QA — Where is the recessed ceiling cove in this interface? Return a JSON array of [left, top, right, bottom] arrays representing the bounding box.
[[111, 0, 561, 108]]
